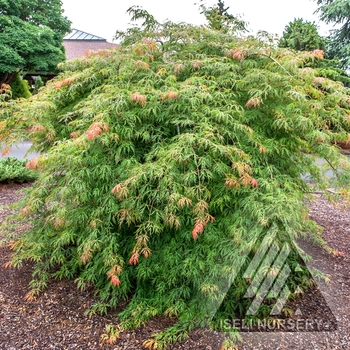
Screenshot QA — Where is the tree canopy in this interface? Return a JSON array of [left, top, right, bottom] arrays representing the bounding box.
[[198, 0, 247, 33], [0, 0, 71, 85], [316, 0, 350, 40], [315, 0, 350, 68], [1, 6, 350, 349], [279, 18, 325, 51], [279, 17, 350, 87]]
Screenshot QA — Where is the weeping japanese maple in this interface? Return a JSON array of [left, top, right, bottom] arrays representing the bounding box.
[[1, 7, 350, 349]]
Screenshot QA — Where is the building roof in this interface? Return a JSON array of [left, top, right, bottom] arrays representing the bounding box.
[[64, 29, 106, 41], [63, 29, 119, 60]]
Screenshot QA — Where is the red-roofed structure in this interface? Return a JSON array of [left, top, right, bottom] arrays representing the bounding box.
[[24, 29, 119, 88], [63, 29, 119, 60]]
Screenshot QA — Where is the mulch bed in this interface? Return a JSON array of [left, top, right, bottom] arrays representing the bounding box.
[[0, 183, 349, 349]]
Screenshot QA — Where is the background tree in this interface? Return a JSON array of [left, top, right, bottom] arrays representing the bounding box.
[[279, 18, 326, 51], [0, 0, 71, 85], [315, 0, 350, 69], [114, 1, 247, 47], [198, 0, 247, 33], [1, 7, 350, 349], [279, 17, 350, 86]]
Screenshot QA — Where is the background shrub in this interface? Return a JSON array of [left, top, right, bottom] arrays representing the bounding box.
[[10, 74, 31, 99], [0, 157, 38, 183]]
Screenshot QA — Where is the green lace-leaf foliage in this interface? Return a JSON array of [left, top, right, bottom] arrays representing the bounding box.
[[1, 6, 350, 348]]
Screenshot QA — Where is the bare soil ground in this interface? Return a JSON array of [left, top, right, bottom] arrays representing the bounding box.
[[0, 183, 349, 349]]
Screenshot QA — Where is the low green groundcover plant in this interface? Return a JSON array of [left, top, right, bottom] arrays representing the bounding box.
[[1, 6, 350, 349], [0, 157, 38, 183]]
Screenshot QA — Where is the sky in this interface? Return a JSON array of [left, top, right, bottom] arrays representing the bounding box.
[[60, 0, 335, 43]]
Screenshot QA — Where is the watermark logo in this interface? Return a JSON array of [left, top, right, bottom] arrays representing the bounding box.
[[243, 228, 293, 316], [208, 225, 337, 332]]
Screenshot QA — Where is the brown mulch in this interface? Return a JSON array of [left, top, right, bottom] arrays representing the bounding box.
[[0, 183, 349, 349]]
